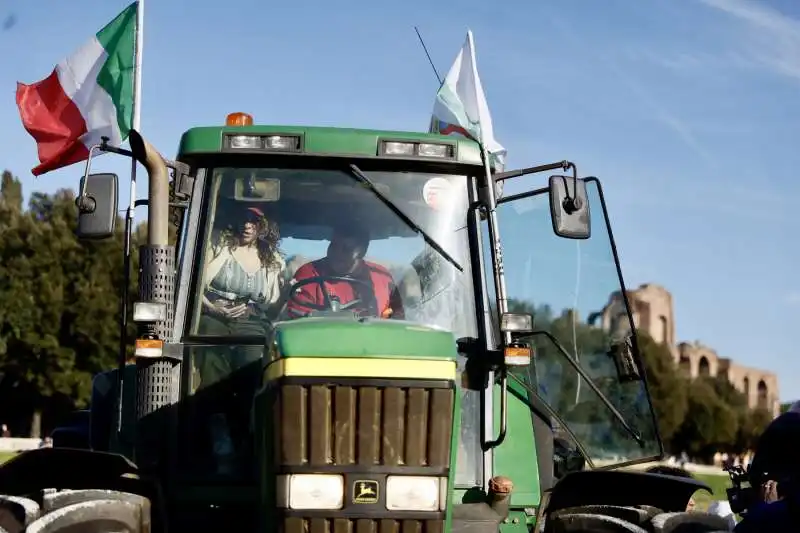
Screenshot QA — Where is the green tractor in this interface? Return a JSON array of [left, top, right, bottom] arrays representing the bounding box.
[[0, 113, 729, 532]]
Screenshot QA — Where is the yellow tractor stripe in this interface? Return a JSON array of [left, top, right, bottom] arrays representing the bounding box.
[[264, 358, 457, 381]]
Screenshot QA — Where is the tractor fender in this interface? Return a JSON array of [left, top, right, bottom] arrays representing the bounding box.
[[0, 448, 143, 498], [545, 470, 711, 514]]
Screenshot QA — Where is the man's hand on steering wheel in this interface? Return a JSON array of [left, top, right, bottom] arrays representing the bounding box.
[[285, 275, 380, 317]]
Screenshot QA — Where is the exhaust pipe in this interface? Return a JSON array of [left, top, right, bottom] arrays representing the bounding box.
[[128, 129, 170, 247]]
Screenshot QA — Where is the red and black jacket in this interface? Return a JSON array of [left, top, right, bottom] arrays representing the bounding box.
[[287, 258, 405, 319]]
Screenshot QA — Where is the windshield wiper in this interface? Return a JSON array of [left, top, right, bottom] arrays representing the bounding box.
[[346, 164, 463, 272], [534, 330, 645, 447]]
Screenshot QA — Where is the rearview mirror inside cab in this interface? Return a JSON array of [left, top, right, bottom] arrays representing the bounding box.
[[549, 175, 590, 239], [76, 172, 119, 240]]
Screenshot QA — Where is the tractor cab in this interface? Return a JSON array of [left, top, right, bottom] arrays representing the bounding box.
[[177, 160, 478, 484]]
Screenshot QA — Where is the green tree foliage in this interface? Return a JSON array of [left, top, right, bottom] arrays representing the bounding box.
[[0, 172, 138, 437], [635, 331, 687, 443]]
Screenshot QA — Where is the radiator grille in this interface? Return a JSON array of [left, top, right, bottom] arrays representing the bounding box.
[[281, 517, 444, 533], [275, 381, 455, 469]]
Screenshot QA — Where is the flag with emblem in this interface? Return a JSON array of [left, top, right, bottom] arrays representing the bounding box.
[[429, 30, 506, 170]]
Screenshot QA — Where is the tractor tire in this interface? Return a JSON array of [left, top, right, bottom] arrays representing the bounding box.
[[549, 505, 657, 527], [0, 495, 41, 532], [649, 511, 733, 533], [40, 490, 148, 515], [0, 490, 150, 533], [548, 512, 649, 533]]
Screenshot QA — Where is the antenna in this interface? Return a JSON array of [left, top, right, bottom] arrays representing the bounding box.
[[414, 26, 443, 86]]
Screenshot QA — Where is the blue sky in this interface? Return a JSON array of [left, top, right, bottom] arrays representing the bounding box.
[[2, 0, 799, 402]]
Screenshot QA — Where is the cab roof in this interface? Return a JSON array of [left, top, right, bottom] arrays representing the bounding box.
[[177, 124, 485, 166]]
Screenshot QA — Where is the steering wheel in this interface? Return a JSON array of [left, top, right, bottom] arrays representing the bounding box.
[[285, 275, 380, 317]]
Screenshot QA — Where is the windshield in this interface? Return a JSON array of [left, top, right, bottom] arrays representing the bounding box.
[[188, 166, 477, 338], [488, 178, 662, 466]]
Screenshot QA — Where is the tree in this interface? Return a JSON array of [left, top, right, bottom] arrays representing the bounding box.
[[0, 181, 132, 436], [635, 330, 687, 444], [672, 378, 738, 459], [0, 170, 22, 212], [736, 407, 774, 452]]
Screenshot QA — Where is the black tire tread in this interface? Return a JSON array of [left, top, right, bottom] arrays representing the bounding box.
[[649, 511, 734, 533], [550, 505, 653, 526], [25, 499, 147, 533], [548, 512, 649, 533], [0, 495, 40, 533]]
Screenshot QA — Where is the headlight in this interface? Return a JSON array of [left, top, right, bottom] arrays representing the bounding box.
[[386, 476, 445, 511], [276, 474, 344, 510], [132, 301, 166, 323]]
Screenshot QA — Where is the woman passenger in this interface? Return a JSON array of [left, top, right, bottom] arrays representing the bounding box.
[[194, 205, 284, 476], [200, 206, 284, 332]]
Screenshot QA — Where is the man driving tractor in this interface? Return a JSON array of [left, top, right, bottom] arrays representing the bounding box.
[[287, 224, 405, 319]]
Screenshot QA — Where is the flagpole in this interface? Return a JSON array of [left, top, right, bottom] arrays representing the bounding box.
[[117, 0, 144, 435]]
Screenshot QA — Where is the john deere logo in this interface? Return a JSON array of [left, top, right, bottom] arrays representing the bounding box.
[[353, 480, 379, 504]]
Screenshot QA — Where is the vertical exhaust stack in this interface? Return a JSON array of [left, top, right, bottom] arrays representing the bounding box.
[[128, 130, 178, 472]]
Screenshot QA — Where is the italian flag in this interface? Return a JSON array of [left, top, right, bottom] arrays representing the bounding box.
[[15, 2, 138, 176]]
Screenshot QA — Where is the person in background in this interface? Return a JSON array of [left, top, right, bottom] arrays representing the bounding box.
[[733, 403, 800, 532], [1, 424, 9, 438]]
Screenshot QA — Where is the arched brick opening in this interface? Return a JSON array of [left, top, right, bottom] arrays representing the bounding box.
[[659, 315, 668, 345], [698, 356, 710, 377], [757, 380, 768, 410], [743, 376, 750, 397]]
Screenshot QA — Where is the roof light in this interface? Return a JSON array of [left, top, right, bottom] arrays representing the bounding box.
[[226, 112, 254, 126], [265, 135, 301, 151], [229, 135, 261, 149], [379, 140, 456, 159], [223, 133, 302, 152], [383, 141, 416, 156], [418, 143, 454, 158]]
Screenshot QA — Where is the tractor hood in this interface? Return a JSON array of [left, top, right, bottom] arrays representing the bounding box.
[[270, 316, 459, 361]]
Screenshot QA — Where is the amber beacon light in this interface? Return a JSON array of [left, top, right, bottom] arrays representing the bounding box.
[[226, 112, 254, 126]]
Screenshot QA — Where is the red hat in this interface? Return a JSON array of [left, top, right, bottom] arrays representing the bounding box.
[[246, 206, 265, 217]]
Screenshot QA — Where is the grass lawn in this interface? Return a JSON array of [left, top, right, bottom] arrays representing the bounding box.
[[0, 452, 16, 464]]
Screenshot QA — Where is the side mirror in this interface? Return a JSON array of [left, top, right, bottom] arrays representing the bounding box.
[[548, 175, 590, 239], [76, 172, 119, 240]]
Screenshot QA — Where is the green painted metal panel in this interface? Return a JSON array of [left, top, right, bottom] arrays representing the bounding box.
[[273, 318, 458, 359], [493, 379, 542, 507], [177, 125, 484, 165]]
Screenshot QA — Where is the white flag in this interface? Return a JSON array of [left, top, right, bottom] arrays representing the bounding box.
[[429, 30, 506, 170]]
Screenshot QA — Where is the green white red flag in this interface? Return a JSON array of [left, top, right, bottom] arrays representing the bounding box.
[[15, 2, 138, 176]]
